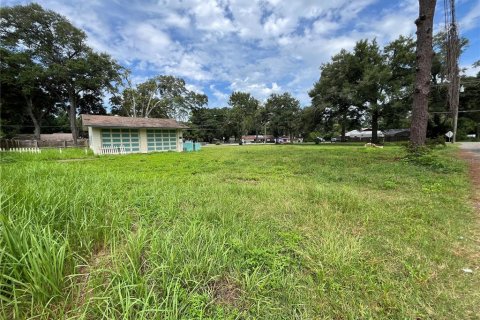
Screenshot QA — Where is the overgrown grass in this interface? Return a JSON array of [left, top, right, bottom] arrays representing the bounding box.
[[1, 145, 478, 319]]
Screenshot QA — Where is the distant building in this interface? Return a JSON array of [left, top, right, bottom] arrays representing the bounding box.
[[344, 128, 409, 142], [383, 129, 410, 142], [241, 135, 275, 143], [82, 115, 187, 155], [345, 129, 385, 140]]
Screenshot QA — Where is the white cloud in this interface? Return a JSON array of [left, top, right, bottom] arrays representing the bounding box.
[[163, 13, 191, 29], [209, 84, 229, 104], [186, 83, 205, 94], [460, 0, 480, 30], [263, 14, 293, 36], [164, 53, 211, 81], [230, 79, 282, 101], [312, 19, 341, 35], [3, 0, 479, 108], [190, 0, 235, 33], [462, 63, 480, 76]]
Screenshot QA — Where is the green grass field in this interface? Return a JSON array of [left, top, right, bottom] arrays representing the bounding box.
[[1, 145, 479, 319]]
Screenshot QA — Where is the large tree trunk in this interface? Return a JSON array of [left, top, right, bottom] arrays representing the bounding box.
[[410, 0, 436, 146], [25, 96, 41, 140], [69, 92, 78, 145], [341, 112, 347, 142], [371, 109, 379, 144]]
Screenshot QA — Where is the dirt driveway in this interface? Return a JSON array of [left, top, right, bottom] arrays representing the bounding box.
[[460, 142, 480, 156], [459, 142, 480, 210]]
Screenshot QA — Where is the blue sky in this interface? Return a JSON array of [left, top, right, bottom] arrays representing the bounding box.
[[4, 0, 480, 107]]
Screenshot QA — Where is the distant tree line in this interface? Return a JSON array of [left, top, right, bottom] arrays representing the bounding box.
[[1, 3, 479, 143]]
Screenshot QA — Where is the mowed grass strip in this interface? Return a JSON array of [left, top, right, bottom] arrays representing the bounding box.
[[1, 145, 478, 319]]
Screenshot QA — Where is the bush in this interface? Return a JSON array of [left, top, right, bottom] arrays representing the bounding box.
[[403, 136, 446, 157], [426, 136, 446, 148]]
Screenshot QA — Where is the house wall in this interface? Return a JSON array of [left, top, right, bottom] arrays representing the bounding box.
[[139, 129, 148, 153], [176, 129, 183, 152], [89, 127, 102, 154], [88, 126, 184, 154]]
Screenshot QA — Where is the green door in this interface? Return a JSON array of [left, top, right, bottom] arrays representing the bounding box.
[[146, 129, 177, 152], [101, 129, 140, 153]]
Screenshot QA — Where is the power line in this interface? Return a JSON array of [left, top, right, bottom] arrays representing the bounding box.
[[430, 110, 480, 114]]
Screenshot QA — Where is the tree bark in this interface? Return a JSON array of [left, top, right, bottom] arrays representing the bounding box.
[[69, 92, 78, 145], [341, 112, 347, 142], [371, 109, 379, 144], [25, 96, 41, 140], [410, 0, 436, 147]]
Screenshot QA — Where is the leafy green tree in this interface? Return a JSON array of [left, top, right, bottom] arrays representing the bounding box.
[[228, 92, 260, 139], [189, 107, 232, 142], [382, 36, 416, 129], [309, 49, 361, 141], [351, 39, 390, 143], [0, 47, 59, 139], [265, 92, 301, 141], [458, 74, 480, 139], [55, 51, 120, 143], [112, 75, 207, 121], [1, 3, 121, 143]]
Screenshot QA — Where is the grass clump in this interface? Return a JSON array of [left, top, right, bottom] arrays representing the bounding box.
[[1, 144, 478, 319]]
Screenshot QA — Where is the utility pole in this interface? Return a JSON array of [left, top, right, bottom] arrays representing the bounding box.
[[445, 0, 460, 142]]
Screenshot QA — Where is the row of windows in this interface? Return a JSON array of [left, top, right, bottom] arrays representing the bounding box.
[[103, 138, 139, 143], [147, 142, 176, 147], [102, 133, 139, 138], [147, 145, 177, 151], [147, 129, 177, 134], [147, 138, 177, 142], [101, 129, 178, 152], [104, 129, 138, 133], [147, 133, 176, 138], [101, 129, 140, 153]]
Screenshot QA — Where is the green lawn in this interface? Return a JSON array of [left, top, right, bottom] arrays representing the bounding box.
[[1, 145, 478, 319]]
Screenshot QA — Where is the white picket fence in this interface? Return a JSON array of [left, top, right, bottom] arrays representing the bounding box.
[[0, 147, 41, 153], [100, 145, 127, 155]]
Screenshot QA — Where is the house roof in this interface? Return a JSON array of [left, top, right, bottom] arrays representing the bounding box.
[[81, 115, 188, 129], [345, 130, 385, 137], [383, 129, 410, 136]]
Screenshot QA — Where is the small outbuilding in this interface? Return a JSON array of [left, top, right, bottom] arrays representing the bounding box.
[[82, 115, 187, 155]]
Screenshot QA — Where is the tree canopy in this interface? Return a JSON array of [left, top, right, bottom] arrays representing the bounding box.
[[111, 75, 208, 121], [1, 3, 120, 142]]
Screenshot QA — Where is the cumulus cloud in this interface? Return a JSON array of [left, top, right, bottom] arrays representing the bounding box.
[[460, 1, 480, 30], [3, 0, 479, 107]]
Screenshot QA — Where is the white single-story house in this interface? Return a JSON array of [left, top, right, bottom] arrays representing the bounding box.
[[345, 129, 385, 139], [81, 115, 187, 155]]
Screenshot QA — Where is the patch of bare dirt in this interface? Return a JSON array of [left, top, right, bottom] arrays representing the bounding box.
[[459, 150, 480, 203], [457, 149, 480, 265], [208, 277, 243, 308], [224, 177, 260, 185], [75, 245, 109, 309]]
